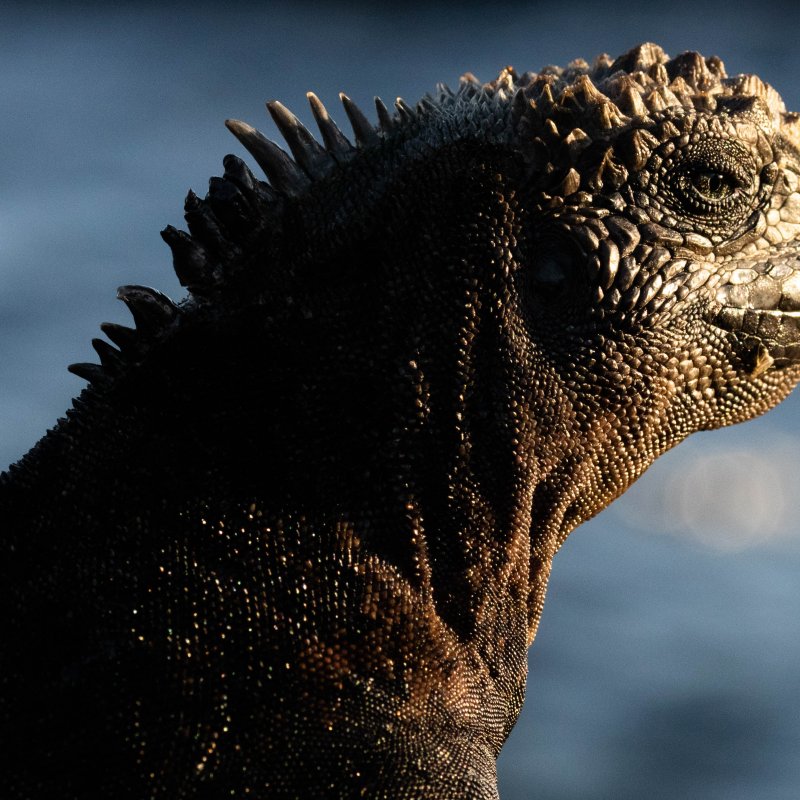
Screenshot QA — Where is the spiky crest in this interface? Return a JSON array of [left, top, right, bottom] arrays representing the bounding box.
[[69, 43, 798, 389]]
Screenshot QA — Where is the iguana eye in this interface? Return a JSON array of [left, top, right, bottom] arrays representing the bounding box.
[[690, 169, 739, 202], [673, 163, 746, 213], [657, 137, 760, 234]]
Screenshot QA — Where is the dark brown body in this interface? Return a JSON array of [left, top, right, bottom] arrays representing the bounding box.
[[3, 43, 800, 798]]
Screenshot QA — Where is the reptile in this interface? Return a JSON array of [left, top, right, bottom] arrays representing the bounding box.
[[2, 41, 800, 799]]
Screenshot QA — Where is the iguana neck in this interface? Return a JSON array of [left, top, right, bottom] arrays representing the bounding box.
[[3, 145, 536, 787], [3, 130, 731, 798]]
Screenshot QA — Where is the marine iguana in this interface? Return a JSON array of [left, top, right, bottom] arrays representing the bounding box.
[[3, 41, 800, 799]]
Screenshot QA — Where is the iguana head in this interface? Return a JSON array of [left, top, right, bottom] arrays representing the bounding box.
[[512, 42, 800, 435], [79, 44, 800, 431]]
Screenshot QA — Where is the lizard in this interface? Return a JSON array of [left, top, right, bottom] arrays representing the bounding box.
[[2, 41, 800, 799]]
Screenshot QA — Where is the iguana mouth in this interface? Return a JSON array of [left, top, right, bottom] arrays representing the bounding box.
[[713, 264, 800, 370]]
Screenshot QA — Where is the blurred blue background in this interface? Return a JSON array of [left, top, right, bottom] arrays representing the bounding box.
[[2, 2, 799, 797]]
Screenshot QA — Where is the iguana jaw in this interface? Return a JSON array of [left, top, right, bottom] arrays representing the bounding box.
[[713, 260, 800, 372]]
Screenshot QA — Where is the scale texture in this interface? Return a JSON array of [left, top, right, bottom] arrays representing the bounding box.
[[3, 42, 800, 799]]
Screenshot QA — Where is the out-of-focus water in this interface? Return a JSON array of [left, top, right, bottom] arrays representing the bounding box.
[[2, 2, 799, 796]]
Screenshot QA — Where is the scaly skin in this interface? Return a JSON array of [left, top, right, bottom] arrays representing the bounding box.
[[2, 42, 800, 798]]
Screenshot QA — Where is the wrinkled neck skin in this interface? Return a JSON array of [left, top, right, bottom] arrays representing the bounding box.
[[522, 326, 708, 638]]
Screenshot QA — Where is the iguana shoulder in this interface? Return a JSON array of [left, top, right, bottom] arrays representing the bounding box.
[[3, 42, 800, 799]]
